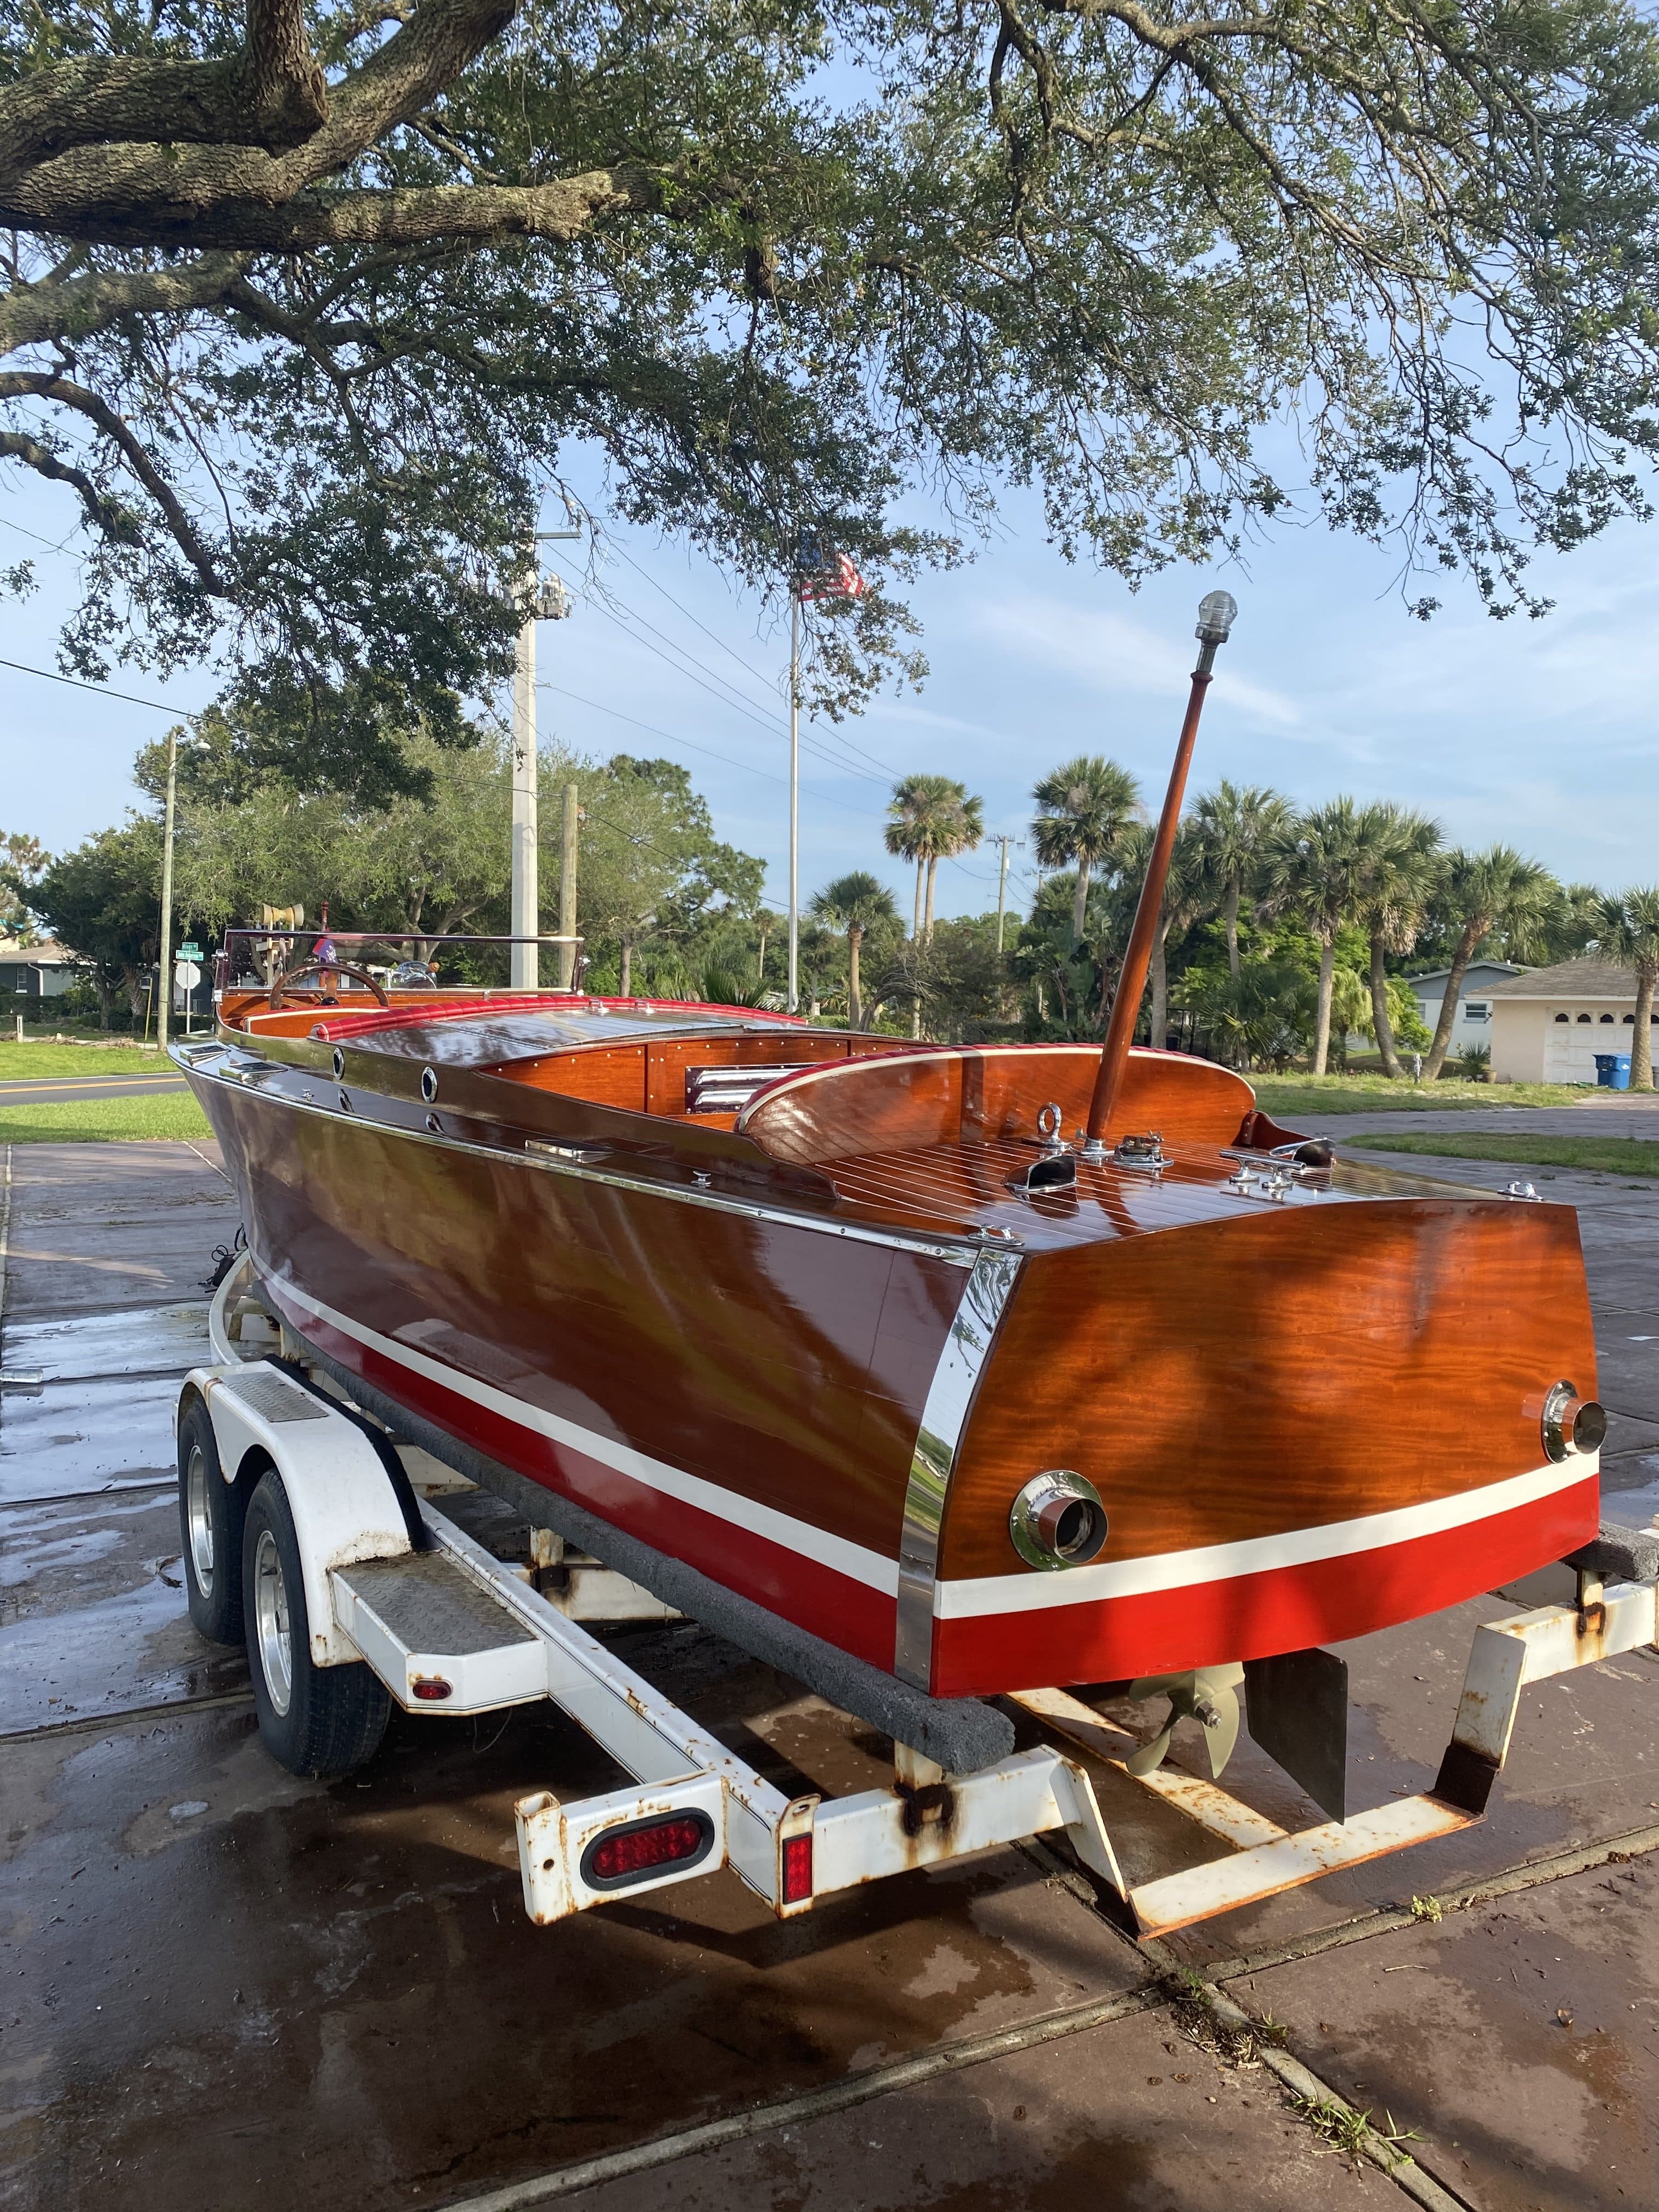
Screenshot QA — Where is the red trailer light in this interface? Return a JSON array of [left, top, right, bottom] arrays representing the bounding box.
[[580, 1809, 716, 1892], [781, 1831, 814, 1905], [411, 1676, 453, 1701]]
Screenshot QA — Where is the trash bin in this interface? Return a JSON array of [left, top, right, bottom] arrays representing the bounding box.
[[1594, 1053, 1632, 1090]]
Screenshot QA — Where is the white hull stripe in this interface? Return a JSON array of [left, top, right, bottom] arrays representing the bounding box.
[[265, 1269, 901, 1599], [934, 1454, 1597, 1620], [268, 1269, 1593, 1626]]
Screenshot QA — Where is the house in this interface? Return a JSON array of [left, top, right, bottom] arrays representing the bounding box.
[[1403, 960, 1526, 1059], [1485, 959, 1652, 1084], [0, 936, 77, 1000]]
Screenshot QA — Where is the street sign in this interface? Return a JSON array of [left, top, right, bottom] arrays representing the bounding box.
[[177, 940, 202, 959], [174, 961, 202, 991]]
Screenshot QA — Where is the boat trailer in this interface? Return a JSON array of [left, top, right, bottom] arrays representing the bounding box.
[[184, 1254, 1659, 1942]]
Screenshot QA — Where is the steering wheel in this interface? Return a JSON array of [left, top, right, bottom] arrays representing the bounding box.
[[267, 958, 391, 1012]]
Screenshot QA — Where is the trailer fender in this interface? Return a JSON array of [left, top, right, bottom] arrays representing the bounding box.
[[187, 1361, 413, 1665]]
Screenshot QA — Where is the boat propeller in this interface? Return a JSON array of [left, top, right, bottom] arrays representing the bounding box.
[[1124, 1663, 1246, 1780]]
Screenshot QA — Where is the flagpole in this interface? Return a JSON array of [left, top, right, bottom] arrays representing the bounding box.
[[788, 591, 800, 1013]]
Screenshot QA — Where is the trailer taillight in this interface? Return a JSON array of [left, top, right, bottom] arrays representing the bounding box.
[[781, 1831, 814, 1905], [411, 1676, 452, 1701], [580, 1809, 715, 1891]]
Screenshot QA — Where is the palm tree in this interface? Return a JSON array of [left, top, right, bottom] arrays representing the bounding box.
[[1423, 847, 1556, 1080], [921, 782, 984, 941], [1264, 798, 1373, 1075], [1596, 887, 1659, 1089], [884, 773, 956, 940], [1353, 802, 1442, 1079], [808, 871, 898, 1029], [1192, 781, 1291, 980], [1031, 757, 1143, 947]]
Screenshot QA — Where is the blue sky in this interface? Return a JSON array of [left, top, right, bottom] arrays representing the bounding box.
[[3, 456, 1655, 924]]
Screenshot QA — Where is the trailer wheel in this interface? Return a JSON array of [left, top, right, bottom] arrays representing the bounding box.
[[242, 1470, 391, 1779], [178, 1397, 245, 1646]]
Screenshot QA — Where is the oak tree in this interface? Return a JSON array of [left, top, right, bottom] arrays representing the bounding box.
[[7, 0, 1659, 793]]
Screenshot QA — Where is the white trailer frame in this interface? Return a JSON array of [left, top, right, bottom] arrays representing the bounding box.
[[191, 1251, 1659, 1938]]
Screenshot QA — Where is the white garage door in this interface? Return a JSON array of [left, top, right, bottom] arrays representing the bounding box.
[[1543, 1010, 1605, 1084]]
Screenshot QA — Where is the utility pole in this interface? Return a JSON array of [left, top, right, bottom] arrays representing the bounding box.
[[558, 782, 580, 990], [787, 593, 800, 1013], [157, 726, 177, 1053], [508, 515, 580, 989], [994, 835, 1013, 954], [510, 565, 538, 990]]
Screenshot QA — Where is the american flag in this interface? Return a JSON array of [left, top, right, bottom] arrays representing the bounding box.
[[794, 536, 866, 602]]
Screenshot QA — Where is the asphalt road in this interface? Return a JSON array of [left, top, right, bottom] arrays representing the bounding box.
[[0, 1069, 187, 1103]]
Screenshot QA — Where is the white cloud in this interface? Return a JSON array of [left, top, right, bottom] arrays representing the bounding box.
[[978, 592, 1303, 731]]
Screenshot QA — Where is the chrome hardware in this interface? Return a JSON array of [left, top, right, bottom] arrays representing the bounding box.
[[1541, 1379, 1607, 1463], [895, 1248, 1023, 1685], [338, 1088, 352, 1112], [1505, 1180, 1541, 1203], [331, 1047, 346, 1080], [421, 1066, 439, 1103], [526, 1139, 610, 1165], [692, 1170, 712, 1188], [1009, 1470, 1109, 1572], [686, 1063, 811, 1115], [1111, 1131, 1167, 1172], [1006, 1154, 1077, 1198], [1035, 1102, 1068, 1153], [1226, 1161, 1295, 1203], [425, 1113, 442, 1135]]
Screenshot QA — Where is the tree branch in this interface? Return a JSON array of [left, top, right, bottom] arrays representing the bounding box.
[[2, 166, 664, 251], [0, 0, 516, 240], [0, 427, 128, 535], [0, 251, 250, 358], [0, 371, 226, 590], [0, 0, 330, 188]]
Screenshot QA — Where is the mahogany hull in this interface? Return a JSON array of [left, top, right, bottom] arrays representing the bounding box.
[[186, 1046, 1600, 1699]]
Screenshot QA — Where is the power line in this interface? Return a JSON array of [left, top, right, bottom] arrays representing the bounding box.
[[543, 552, 898, 791], [599, 538, 906, 787], [0, 651, 189, 715], [536, 680, 884, 822], [0, 512, 76, 554]]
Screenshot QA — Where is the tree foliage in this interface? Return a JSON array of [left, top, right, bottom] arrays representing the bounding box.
[[25, 818, 164, 1023], [7, 0, 1659, 791]]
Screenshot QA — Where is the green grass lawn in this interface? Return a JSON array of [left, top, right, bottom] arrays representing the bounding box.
[[0, 1092, 211, 1143], [0, 1041, 173, 1077], [1250, 1071, 1584, 1116], [1345, 1130, 1659, 1180]]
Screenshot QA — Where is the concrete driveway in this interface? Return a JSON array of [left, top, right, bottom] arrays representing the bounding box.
[[3, 1137, 1655, 2211]]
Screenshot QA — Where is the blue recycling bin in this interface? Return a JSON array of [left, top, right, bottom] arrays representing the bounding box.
[[1594, 1053, 1632, 1090]]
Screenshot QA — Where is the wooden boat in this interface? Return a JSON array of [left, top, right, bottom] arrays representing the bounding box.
[[177, 981, 1602, 1702], [177, 601, 1601, 1726]]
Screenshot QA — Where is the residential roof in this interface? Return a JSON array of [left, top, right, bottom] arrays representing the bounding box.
[[1404, 961, 1526, 990], [1485, 958, 1635, 1001], [0, 936, 72, 963]]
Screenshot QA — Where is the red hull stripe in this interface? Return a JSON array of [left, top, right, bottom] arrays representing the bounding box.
[[259, 1273, 899, 1671], [930, 1474, 1600, 1696], [261, 1269, 1599, 1695]]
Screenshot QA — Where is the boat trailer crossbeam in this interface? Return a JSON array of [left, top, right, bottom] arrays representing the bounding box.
[[190, 1254, 1659, 1941]]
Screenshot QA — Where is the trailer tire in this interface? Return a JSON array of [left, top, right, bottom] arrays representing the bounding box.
[[178, 1397, 245, 1646], [242, 1470, 391, 1779]]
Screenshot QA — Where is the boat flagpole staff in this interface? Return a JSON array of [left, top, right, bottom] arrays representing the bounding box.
[[1082, 590, 1237, 1156]]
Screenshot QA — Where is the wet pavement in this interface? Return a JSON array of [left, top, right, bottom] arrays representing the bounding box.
[[3, 1137, 1658, 2211]]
